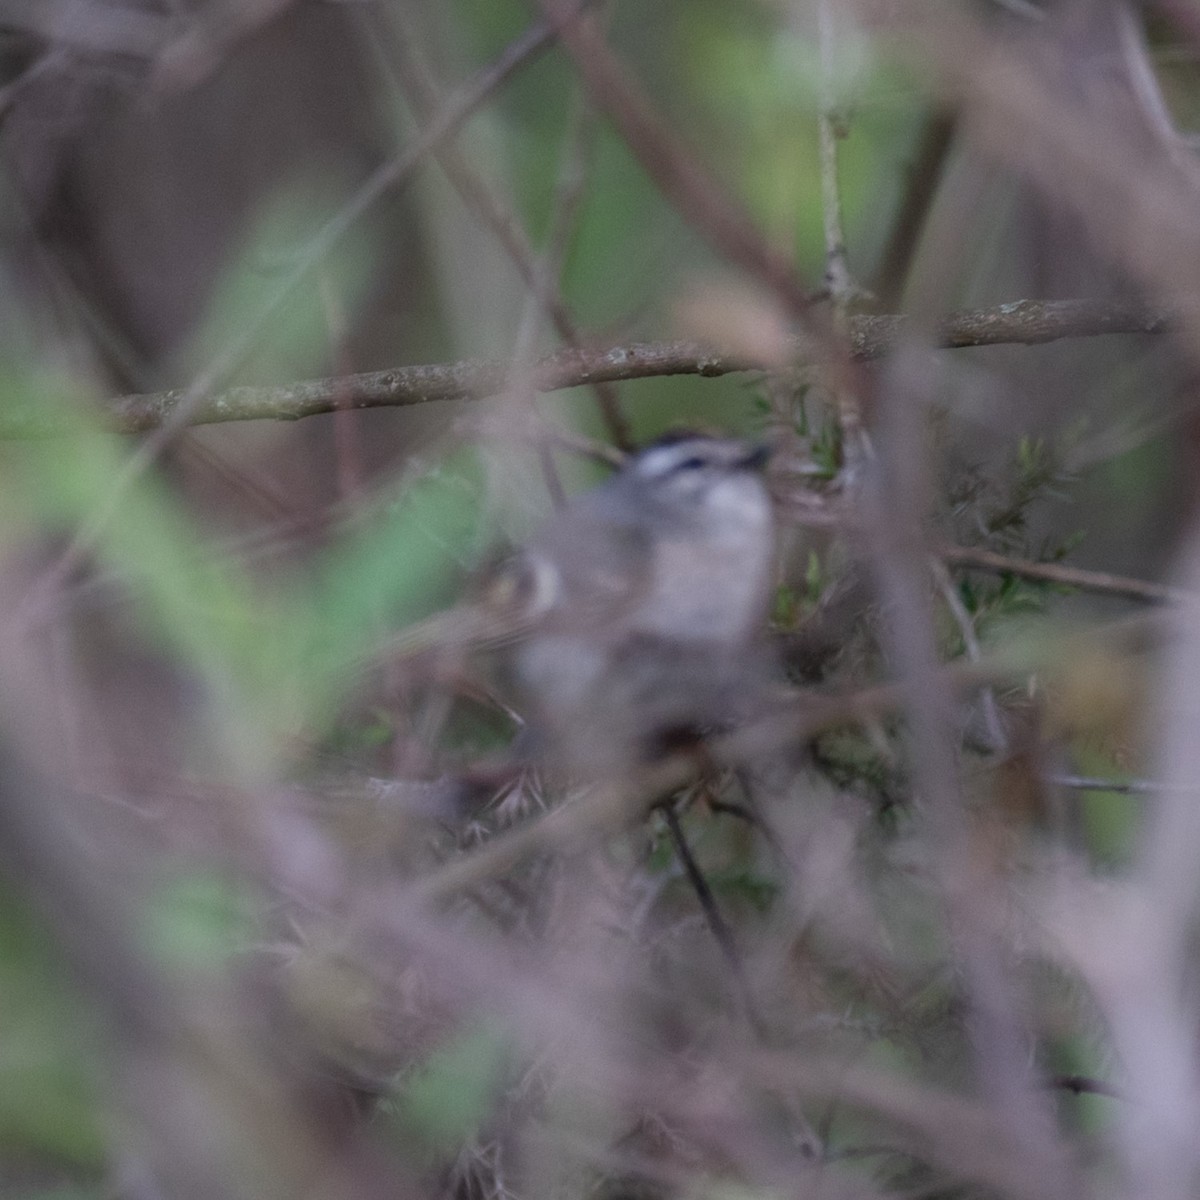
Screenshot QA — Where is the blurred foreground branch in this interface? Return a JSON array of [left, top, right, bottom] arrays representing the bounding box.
[[17, 297, 1173, 438], [408, 609, 1165, 906]]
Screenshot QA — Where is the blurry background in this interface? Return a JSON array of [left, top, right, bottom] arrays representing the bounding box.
[[2, 0, 1200, 1198]]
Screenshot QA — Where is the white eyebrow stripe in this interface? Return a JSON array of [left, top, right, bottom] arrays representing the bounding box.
[[635, 443, 699, 477]]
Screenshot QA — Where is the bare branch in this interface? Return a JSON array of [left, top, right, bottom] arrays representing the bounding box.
[[851, 296, 1169, 358], [13, 297, 1169, 438], [817, 0, 854, 313], [930, 556, 1008, 752], [817, 0, 870, 472]]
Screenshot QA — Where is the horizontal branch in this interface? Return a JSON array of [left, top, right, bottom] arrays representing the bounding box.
[[11, 297, 1170, 438], [850, 296, 1168, 359]]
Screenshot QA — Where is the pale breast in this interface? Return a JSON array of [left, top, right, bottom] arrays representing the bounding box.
[[632, 529, 772, 643]]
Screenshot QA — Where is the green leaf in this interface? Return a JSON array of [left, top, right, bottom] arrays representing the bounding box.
[[0, 886, 105, 1170], [139, 871, 258, 973], [388, 1024, 511, 1151], [805, 550, 824, 604], [297, 453, 487, 724]]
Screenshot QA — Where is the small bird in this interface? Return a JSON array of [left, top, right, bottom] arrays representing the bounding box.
[[484, 432, 777, 774]]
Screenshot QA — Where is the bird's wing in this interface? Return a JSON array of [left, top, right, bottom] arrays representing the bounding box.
[[365, 498, 654, 668], [513, 505, 654, 636]]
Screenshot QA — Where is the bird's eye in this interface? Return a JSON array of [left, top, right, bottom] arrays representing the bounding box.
[[674, 456, 708, 472]]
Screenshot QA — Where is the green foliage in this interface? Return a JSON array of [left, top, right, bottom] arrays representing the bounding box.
[[382, 1024, 512, 1154], [0, 886, 105, 1173], [771, 544, 830, 629], [1100, 433, 1174, 536], [944, 433, 1083, 638], [300, 455, 488, 721], [0, 379, 486, 766], [561, 124, 701, 325], [179, 181, 374, 385], [706, 865, 780, 915], [674, 6, 917, 278], [772, 385, 843, 479], [138, 871, 258, 974], [1072, 744, 1141, 871], [956, 434, 1078, 552], [804, 550, 826, 606], [813, 728, 902, 810]]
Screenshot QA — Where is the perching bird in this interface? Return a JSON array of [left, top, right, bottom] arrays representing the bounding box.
[[483, 432, 777, 774]]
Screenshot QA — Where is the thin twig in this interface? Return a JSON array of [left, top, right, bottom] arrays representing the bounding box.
[[1047, 774, 1162, 795], [816, 0, 869, 475], [377, 8, 633, 448], [929, 557, 1008, 752], [538, 0, 819, 320], [818, 0, 854, 313], [941, 542, 1186, 604], [872, 110, 958, 309], [850, 296, 1169, 358], [506, 92, 601, 509], [1046, 1074, 1124, 1099], [659, 801, 768, 1040]]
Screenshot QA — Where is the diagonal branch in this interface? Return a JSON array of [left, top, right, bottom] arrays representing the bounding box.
[[13, 5, 592, 621], [538, 0, 819, 320], [940, 542, 1188, 605], [379, 10, 633, 448]]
